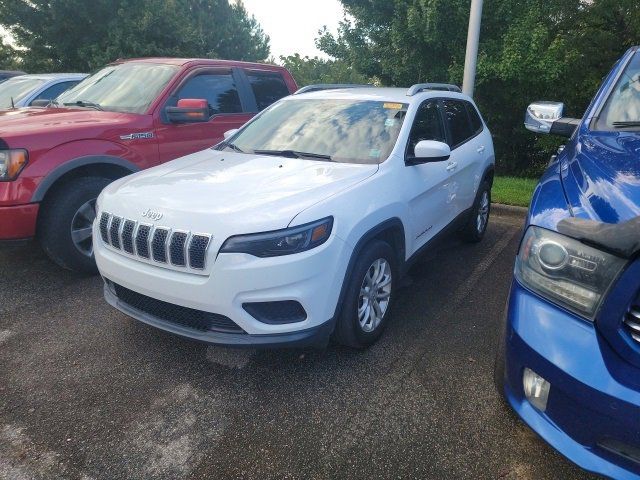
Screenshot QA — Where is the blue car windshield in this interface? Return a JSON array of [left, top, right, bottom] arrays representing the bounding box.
[[597, 51, 640, 130]]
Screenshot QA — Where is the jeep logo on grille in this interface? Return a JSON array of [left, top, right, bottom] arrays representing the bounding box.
[[142, 208, 163, 221]]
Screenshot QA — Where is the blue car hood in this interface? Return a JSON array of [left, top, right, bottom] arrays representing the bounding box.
[[563, 130, 640, 224]]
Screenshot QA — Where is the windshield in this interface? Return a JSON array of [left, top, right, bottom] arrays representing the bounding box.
[[0, 77, 46, 109], [57, 63, 178, 114], [597, 51, 640, 130], [224, 98, 408, 164]]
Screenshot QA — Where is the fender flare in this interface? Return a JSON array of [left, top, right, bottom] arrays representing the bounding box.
[[31, 155, 140, 202], [332, 217, 406, 321], [481, 164, 495, 186]]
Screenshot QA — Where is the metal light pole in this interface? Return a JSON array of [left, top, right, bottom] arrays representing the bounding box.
[[462, 0, 483, 97]]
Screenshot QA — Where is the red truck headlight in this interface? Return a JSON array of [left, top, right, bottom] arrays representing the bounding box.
[[0, 149, 28, 181]]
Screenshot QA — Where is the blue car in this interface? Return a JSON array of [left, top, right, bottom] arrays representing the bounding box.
[[496, 46, 640, 479]]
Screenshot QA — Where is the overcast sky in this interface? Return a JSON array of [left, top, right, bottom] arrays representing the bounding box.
[[2, 2, 345, 60], [238, 0, 344, 59]]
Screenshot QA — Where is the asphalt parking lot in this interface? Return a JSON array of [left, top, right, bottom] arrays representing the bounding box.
[[0, 210, 598, 480]]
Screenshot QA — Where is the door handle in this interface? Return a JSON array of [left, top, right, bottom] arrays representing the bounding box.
[[446, 161, 458, 172], [477, 146, 486, 154]]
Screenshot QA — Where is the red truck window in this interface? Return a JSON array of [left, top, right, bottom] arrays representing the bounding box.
[[246, 71, 290, 111], [176, 72, 242, 116]]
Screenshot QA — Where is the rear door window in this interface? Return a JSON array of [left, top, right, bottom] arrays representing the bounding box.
[[246, 71, 290, 110], [465, 102, 484, 134], [176, 72, 242, 116], [442, 99, 474, 148]]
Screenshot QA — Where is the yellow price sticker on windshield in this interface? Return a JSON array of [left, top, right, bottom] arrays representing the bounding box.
[[383, 103, 404, 110]]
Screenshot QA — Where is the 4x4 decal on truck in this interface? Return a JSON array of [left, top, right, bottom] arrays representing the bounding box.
[[120, 132, 154, 140]]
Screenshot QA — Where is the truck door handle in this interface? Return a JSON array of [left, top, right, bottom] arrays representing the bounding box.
[[446, 161, 458, 172], [477, 146, 486, 154]]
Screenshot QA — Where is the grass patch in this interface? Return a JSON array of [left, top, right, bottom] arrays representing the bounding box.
[[492, 176, 538, 207]]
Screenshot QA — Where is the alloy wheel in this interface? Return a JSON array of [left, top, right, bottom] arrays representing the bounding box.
[[476, 190, 489, 234], [71, 198, 96, 257], [358, 258, 392, 333]]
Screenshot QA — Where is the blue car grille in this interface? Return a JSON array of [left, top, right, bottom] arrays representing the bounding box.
[[98, 212, 211, 270], [624, 305, 640, 344]]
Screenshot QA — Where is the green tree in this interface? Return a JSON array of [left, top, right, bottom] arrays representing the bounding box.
[[0, 37, 19, 70], [279, 53, 369, 87], [0, 0, 270, 72], [318, 0, 640, 176]]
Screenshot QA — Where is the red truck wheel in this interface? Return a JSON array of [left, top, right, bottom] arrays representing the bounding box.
[[38, 176, 112, 273]]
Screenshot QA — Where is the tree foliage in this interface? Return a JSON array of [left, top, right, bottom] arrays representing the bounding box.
[[0, 0, 270, 73], [279, 53, 369, 87], [0, 37, 19, 70], [318, 0, 640, 176]]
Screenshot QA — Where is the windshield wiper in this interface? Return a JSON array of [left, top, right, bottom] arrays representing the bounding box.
[[220, 142, 244, 153], [254, 149, 333, 161], [612, 121, 640, 128], [63, 100, 103, 111]]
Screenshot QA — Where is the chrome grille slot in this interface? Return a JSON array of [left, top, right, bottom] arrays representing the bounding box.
[[169, 231, 188, 266], [189, 234, 211, 269], [151, 228, 170, 263], [121, 220, 136, 254], [136, 224, 151, 259], [99, 212, 111, 244], [109, 216, 122, 249], [98, 212, 211, 271], [625, 307, 640, 343]]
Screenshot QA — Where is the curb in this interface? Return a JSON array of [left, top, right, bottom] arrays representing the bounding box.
[[491, 202, 528, 219]]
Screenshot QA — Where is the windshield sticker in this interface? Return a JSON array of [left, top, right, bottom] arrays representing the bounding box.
[[369, 149, 381, 158], [385, 118, 396, 127], [383, 102, 404, 110]]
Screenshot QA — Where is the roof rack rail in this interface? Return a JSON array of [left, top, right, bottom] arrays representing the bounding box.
[[406, 83, 462, 96], [294, 84, 374, 95]]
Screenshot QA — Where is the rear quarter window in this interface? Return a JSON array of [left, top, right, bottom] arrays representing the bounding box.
[[246, 71, 290, 111]]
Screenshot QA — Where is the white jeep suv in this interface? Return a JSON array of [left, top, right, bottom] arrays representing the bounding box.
[[94, 84, 495, 348]]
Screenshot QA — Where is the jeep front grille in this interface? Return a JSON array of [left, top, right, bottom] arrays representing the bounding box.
[[624, 306, 640, 344], [99, 212, 211, 270]]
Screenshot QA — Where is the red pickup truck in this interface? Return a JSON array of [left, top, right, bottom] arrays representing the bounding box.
[[0, 58, 297, 272]]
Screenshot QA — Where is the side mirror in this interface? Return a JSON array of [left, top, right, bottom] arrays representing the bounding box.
[[407, 140, 451, 165], [525, 101, 567, 134], [525, 101, 581, 138], [223, 129, 239, 140], [166, 98, 208, 123], [30, 99, 52, 107]]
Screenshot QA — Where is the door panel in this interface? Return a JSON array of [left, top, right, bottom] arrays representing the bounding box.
[[441, 99, 483, 215], [156, 69, 254, 164], [402, 100, 456, 254]]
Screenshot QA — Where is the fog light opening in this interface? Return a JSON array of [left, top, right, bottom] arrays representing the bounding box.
[[523, 368, 551, 412]]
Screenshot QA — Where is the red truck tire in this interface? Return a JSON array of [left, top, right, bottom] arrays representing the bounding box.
[[38, 176, 112, 273]]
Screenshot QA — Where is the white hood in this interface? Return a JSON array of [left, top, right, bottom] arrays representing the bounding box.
[[100, 149, 378, 235]]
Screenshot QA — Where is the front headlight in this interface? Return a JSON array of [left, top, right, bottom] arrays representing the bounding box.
[[220, 217, 333, 257], [0, 149, 28, 181], [515, 226, 627, 320]]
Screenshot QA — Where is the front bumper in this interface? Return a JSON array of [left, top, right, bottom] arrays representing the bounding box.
[[95, 226, 351, 346], [0, 203, 38, 241], [502, 280, 640, 479]]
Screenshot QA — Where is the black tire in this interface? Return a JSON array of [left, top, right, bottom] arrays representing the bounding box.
[[333, 240, 398, 348], [38, 176, 112, 274], [460, 180, 491, 243]]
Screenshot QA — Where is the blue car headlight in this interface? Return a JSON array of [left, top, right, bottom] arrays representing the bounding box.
[[220, 217, 333, 257], [515, 226, 627, 320]]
